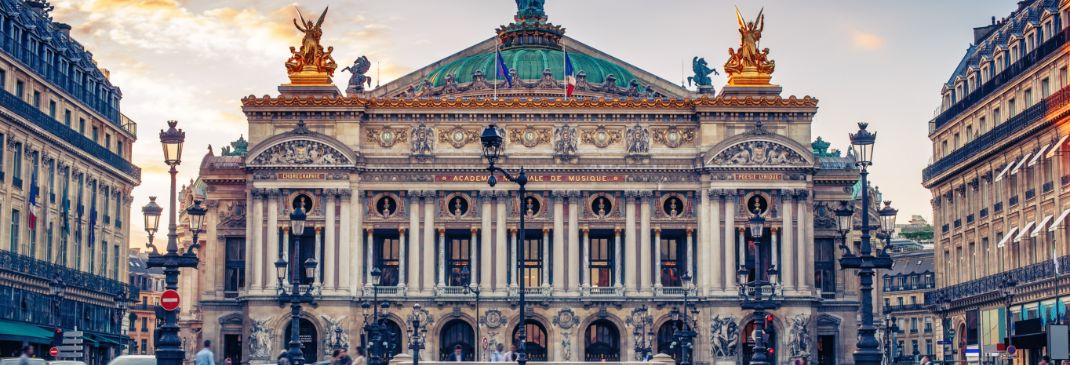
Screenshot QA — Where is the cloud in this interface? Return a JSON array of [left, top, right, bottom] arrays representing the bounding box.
[[852, 31, 885, 51]]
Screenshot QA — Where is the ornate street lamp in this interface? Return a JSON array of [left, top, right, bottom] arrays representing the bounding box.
[[839, 122, 893, 365], [408, 304, 429, 365], [278, 199, 317, 365], [365, 267, 387, 365], [460, 266, 482, 360], [739, 198, 780, 365], [144, 121, 200, 365], [835, 202, 855, 257], [877, 201, 898, 255], [672, 273, 697, 365], [627, 305, 654, 361], [480, 124, 531, 365], [882, 315, 899, 364]]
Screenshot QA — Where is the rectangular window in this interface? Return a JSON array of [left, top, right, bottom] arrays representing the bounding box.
[[224, 237, 245, 291], [1009, 98, 1017, 116], [101, 240, 108, 277], [0, 69, 5, 91], [445, 231, 471, 287], [375, 233, 401, 286], [48, 100, 55, 119], [12, 142, 22, 187], [105, 134, 111, 150], [117, 141, 124, 159], [32, 90, 39, 108], [9, 209, 18, 252], [1043, 78, 1051, 98], [92, 126, 98, 142], [522, 230, 544, 287], [1062, 67, 1068, 88], [659, 231, 687, 287], [112, 244, 119, 280], [1025, 89, 1033, 106], [994, 107, 1002, 123], [15, 80, 23, 99], [78, 118, 85, 134], [63, 109, 71, 127], [46, 223, 52, 263], [589, 231, 615, 287]]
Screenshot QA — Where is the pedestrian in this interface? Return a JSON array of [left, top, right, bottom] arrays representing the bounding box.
[[353, 348, 366, 365], [195, 340, 216, 365], [338, 349, 353, 365], [507, 345, 518, 362], [490, 343, 505, 362], [449, 345, 465, 362], [17, 345, 33, 365], [1041, 356, 1051, 365], [1061, 359, 1070, 365], [332, 349, 343, 365], [919, 355, 932, 365]]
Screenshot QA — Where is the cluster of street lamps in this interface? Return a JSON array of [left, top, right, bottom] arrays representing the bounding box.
[[628, 305, 655, 361], [274, 198, 319, 365], [363, 267, 393, 365], [739, 206, 779, 365]]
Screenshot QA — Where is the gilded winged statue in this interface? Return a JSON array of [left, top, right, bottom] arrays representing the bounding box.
[[724, 7, 775, 77], [294, 7, 328, 66], [285, 6, 337, 83]]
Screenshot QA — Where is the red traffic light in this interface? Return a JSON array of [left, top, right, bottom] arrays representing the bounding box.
[[54, 328, 62, 334], [765, 315, 774, 322], [767, 348, 775, 355]]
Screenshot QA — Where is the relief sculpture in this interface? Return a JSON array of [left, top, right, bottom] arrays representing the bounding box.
[[249, 140, 350, 166], [711, 140, 808, 166]]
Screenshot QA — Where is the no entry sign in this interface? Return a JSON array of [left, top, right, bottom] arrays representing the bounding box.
[[49, 347, 58, 357], [161, 289, 180, 311]]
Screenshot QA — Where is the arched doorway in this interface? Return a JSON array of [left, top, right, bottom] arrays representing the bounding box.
[[584, 319, 620, 361], [656, 320, 689, 360], [957, 322, 967, 363], [512, 320, 548, 362], [439, 320, 475, 361], [282, 318, 318, 362], [381, 320, 403, 359], [742, 320, 776, 365]]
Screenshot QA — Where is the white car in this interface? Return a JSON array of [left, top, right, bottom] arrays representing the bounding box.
[[0, 358, 48, 365], [106, 355, 156, 365], [48, 361, 86, 365]]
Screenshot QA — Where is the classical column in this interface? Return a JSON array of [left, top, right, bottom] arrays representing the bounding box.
[[625, 192, 638, 292], [802, 190, 814, 291], [407, 192, 421, 289], [399, 226, 408, 288], [686, 227, 694, 278], [542, 226, 551, 288], [351, 192, 364, 292], [552, 191, 565, 290], [796, 190, 810, 291], [314, 226, 323, 285], [698, 190, 710, 291], [339, 192, 352, 292], [737, 228, 745, 281], [653, 227, 663, 288], [782, 190, 796, 292], [724, 190, 736, 287], [710, 190, 723, 292], [282, 226, 291, 283], [365, 227, 375, 286], [324, 192, 337, 290], [772, 227, 780, 279], [568, 192, 581, 292], [481, 192, 493, 289], [244, 190, 255, 293], [438, 227, 447, 287], [495, 192, 508, 291], [581, 226, 590, 289], [614, 227, 623, 288], [423, 192, 437, 292], [250, 190, 264, 290], [470, 227, 479, 285], [509, 227, 518, 287], [639, 191, 653, 292]]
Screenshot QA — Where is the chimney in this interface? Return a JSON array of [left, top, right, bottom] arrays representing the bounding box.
[[53, 22, 71, 37], [1017, 0, 1029, 11]]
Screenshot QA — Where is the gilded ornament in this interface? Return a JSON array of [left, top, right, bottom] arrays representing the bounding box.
[[285, 7, 337, 85], [652, 126, 695, 148], [580, 125, 622, 149], [509, 126, 551, 148], [438, 126, 480, 149], [724, 7, 776, 86], [241, 95, 818, 109], [366, 126, 409, 148]]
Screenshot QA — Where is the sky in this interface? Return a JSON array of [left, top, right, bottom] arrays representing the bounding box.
[[46, 0, 1017, 248]]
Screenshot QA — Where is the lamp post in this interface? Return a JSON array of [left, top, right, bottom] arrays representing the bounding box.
[[838, 122, 893, 365], [878, 201, 899, 253], [672, 274, 697, 365], [882, 315, 898, 365], [115, 287, 131, 356], [460, 266, 482, 360], [143, 121, 204, 365], [627, 305, 654, 361], [408, 304, 429, 365], [365, 267, 387, 365], [50, 274, 65, 355], [739, 209, 779, 365], [1001, 275, 1016, 365], [480, 125, 530, 365], [275, 200, 317, 365]]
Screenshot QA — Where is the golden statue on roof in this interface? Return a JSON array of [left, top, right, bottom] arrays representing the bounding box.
[[724, 7, 776, 86], [285, 6, 336, 85]]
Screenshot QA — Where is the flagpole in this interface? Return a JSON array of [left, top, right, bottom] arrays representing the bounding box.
[[562, 44, 567, 98], [494, 39, 499, 101]]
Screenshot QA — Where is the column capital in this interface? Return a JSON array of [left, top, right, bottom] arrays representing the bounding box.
[[423, 190, 438, 199], [279, 226, 288, 233], [314, 226, 323, 234], [470, 226, 479, 234], [771, 226, 780, 233], [639, 191, 654, 199], [399, 226, 409, 234], [780, 189, 795, 199], [723, 189, 739, 198], [737, 227, 745, 233], [510, 226, 519, 234], [624, 190, 639, 199], [707, 189, 722, 199], [406, 190, 423, 198], [494, 190, 510, 199], [551, 190, 569, 198], [541, 226, 550, 233], [794, 189, 810, 200], [437, 226, 445, 234], [582, 225, 590, 233], [365, 226, 375, 233], [614, 226, 622, 234], [567, 190, 584, 199], [686, 227, 694, 234]]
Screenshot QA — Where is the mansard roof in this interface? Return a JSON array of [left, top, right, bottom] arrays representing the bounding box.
[[945, 0, 1059, 87]]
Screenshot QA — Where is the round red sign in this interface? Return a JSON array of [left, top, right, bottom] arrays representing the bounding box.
[[160, 289, 181, 311], [49, 347, 58, 357]]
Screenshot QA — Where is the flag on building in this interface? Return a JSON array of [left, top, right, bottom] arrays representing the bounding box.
[[496, 50, 513, 88], [565, 52, 576, 97], [27, 175, 38, 230], [88, 209, 96, 246]]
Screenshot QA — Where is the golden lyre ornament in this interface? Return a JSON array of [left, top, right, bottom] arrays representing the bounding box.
[[285, 6, 337, 85], [724, 7, 776, 86]]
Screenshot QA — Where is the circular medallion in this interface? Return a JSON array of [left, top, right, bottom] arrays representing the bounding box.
[[381, 130, 396, 146], [452, 130, 465, 143], [747, 194, 769, 215]]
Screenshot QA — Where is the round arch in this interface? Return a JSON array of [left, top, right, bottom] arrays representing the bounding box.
[[511, 319, 550, 362], [282, 317, 320, 363], [439, 319, 475, 361], [703, 130, 816, 168], [583, 319, 621, 362], [655, 320, 686, 359], [742, 317, 779, 365], [245, 123, 358, 168]]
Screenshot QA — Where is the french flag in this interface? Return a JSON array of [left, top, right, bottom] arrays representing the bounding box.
[[496, 50, 513, 88], [27, 177, 38, 230], [565, 52, 576, 97]]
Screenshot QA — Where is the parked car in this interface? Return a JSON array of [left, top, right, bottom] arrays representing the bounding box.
[[106, 355, 156, 365], [48, 361, 86, 365], [0, 358, 47, 365]]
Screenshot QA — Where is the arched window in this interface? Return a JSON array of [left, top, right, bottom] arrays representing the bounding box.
[[439, 320, 474, 361], [512, 320, 548, 362], [742, 320, 776, 365], [379, 319, 403, 360], [656, 320, 689, 362], [584, 319, 620, 361], [283, 318, 319, 362]]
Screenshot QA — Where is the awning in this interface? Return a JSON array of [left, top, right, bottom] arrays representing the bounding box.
[[995, 157, 1018, 181], [1030, 143, 1053, 166], [998, 227, 1019, 247], [1031, 215, 1054, 237], [1050, 208, 1070, 231], [1016, 221, 1036, 242], [1011, 332, 1048, 348], [1048, 135, 1070, 158], [0, 320, 55, 345], [1011, 151, 1033, 175], [86, 334, 121, 346]]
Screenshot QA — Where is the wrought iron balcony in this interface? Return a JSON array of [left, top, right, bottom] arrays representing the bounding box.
[[0, 249, 129, 298], [885, 304, 927, 313], [927, 255, 1070, 304], [933, 27, 1070, 131]]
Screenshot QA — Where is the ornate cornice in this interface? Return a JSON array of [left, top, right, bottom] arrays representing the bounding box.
[[240, 95, 818, 109]]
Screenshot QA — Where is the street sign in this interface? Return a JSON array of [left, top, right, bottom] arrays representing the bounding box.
[[966, 345, 980, 358], [58, 353, 82, 359], [161, 289, 180, 311], [1008, 345, 1017, 355], [57, 346, 83, 352], [49, 347, 58, 357], [61, 337, 83, 345]]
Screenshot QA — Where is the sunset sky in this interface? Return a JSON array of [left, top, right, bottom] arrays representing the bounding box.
[[48, 0, 1014, 248]]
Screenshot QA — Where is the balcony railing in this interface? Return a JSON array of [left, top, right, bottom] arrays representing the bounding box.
[[884, 304, 927, 313], [509, 286, 551, 297], [434, 286, 468, 296], [933, 27, 1070, 131], [0, 249, 129, 298], [928, 255, 1070, 304], [656, 286, 698, 296], [363, 286, 406, 297], [585, 286, 624, 296]]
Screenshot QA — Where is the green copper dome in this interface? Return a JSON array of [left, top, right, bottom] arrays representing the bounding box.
[[425, 48, 637, 88]]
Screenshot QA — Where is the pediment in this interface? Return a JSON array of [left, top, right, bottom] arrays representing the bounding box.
[[248, 138, 352, 167], [708, 139, 812, 167]]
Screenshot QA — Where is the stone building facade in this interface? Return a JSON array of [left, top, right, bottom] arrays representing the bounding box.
[[178, 3, 868, 365]]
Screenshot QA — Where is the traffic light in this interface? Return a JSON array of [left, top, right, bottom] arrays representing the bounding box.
[[52, 328, 63, 346], [767, 347, 775, 355]]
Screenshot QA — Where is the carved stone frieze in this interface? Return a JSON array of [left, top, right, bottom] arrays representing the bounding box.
[[249, 140, 350, 166], [509, 126, 551, 148], [554, 124, 578, 157], [366, 126, 410, 148], [411, 123, 434, 156], [710, 140, 809, 166], [580, 125, 622, 149], [625, 123, 650, 155], [438, 126, 480, 149], [652, 126, 695, 148]]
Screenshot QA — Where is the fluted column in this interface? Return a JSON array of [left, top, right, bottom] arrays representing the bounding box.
[[802, 190, 814, 291], [266, 190, 280, 291], [399, 226, 408, 288], [509, 227, 518, 287], [781, 190, 796, 292], [568, 192, 581, 292], [772, 227, 780, 279], [614, 227, 623, 288], [351, 192, 363, 292], [553, 191, 565, 290], [542, 226, 551, 288], [710, 190, 723, 292], [250, 190, 264, 290], [314, 226, 322, 285], [438, 227, 447, 287], [339, 192, 352, 292], [625, 191, 638, 292], [724, 190, 736, 287], [495, 192, 508, 291], [480, 192, 493, 289], [423, 192, 437, 292], [686, 227, 694, 278], [365, 227, 375, 286], [639, 191, 653, 292], [407, 192, 421, 288], [653, 227, 662, 288], [698, 190, 711, 292], [797, 190, 810, 291], [324, 192, 337, 290], [581, 226, 590, 289], [470, 226, 479, 285]]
